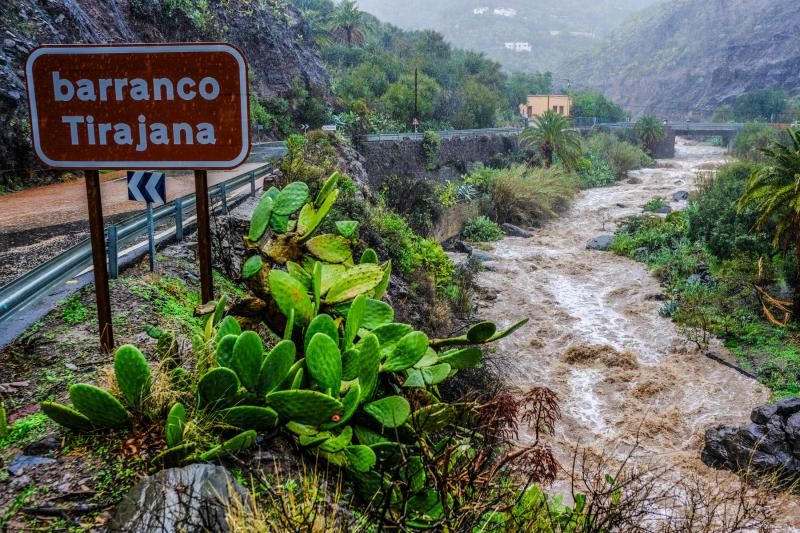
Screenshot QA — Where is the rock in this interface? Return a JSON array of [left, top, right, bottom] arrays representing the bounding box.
[[9, 474, 32, 490], [616, 203, 626, 208], [672, 190, 689, 201], [626, 177, 642, 184], [3, 39, 15, 49], [586, 235, 614, 251], [454, 241, 473, 254], [24, 436, 61, 456], [210, 195, 260, 280], [653, 206, 672, 214], [703, 398, 800, 482], [65, 363, 78, 371], [8, 455, 56, 476], [634, 246, 648, 258], [110, 464, 250, 533], [501, 223, 533, 238], [470, 250, 493, 262]]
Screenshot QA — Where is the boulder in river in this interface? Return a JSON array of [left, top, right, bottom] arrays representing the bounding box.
[[110, 464, 250, 532], [652, 206, 673, 214], [701, 398, 800, 482], [501, 223, 533, 238], [672, 190, 689, 202], [586, 235, 614, 251]]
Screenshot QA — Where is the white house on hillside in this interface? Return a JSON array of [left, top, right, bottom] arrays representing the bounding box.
[[473, 7, 489, 15], [494, 8, 517, 17]]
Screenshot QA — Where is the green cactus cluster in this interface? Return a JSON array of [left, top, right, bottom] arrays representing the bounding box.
[[39, 174, 527, 525]]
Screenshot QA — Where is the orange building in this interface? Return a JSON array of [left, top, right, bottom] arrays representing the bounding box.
[[519, 95, 572, 119]]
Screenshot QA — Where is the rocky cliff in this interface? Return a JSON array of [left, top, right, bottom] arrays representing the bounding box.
[[563, 0, 800, 119], [0, 0, 330, 188]]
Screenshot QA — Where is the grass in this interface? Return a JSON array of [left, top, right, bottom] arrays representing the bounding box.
[[0, 412, 51, 450], [489, 165, 578, 227], [61, 293, 90, 325], [643, 196, 668, 212]]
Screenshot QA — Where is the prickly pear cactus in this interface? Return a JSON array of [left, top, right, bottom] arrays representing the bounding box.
[[266, 390, 344, 426], [197, 367, 240, 410], [41, 402, 94, 432], [69, 384, 132, 430], [114, 345, 152, 408]]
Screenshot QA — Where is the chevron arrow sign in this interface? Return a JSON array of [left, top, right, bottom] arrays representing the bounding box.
[[127, 171, 166, 204]]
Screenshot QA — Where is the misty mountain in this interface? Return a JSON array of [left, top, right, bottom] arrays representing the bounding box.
[[564, 0, 800, 119], [354, 0, 659, 73]]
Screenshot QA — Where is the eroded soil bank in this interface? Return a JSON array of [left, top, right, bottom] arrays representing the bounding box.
[[475, 139, 799, 527]]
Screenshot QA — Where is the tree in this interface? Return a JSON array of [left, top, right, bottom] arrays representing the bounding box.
[[634, 115, 665, 155], [381, 73, 440, 126], [505, 72, 553, 108], [570, 91, 626, 123], [738, 127, 800, 319], [732, 90, 787, 122], [519, 110, 582, 169], [329, 0, 372, 48]]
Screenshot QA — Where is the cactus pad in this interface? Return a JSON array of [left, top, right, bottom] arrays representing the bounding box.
[[69, 384, 132, 430], [242, 255, 264, 279], [197, 367, 240, 410], [487, 318, 529, 342], [215, 334, 238, 369], [306, 333, 343, 393], [314, 172, 340, 207], [325, 264, 384, 304], [374, 260, 392, 300], [266, 390, 343, 426], [320, 264, 346, 296], [305, 234, 352, 264], [321, 384, 361, 430], [257, 340, 296, 395], [231, 331, 264, 392], [269, 213, 290, 233], [215, 316, 242, 345], [287, 261, 311, 290], [372, 323, 414, 357], [383, 331, 429, 372], [354, 425, 388, 446], [296, 203, 315, 235], [114, 344, 152, 408], [319, 426, 353, 453], [335, 220, 359, 238], [364, 396, 411, 428], [356, 334, 381, 402], [200, 430, 257, 461], [359, 248, 379, 264], [249, 195, 274, 241], [218, 406, 279, 431], [438, 347, 483, 369], [344, 295, 366, 348], [151, 443, 196, 467], [466, 321, 497, 343], [345, 445, 377, 473], [404, 363, 451, 388], [165, 403, 185, 448], [272, 182, 309, 216], [304, 314, 339, 352], [269, 270, 314, 326], [411, 403, 459, 433], [41, 402, 94, 432], [300, 188, 339, 242], [361, 299, 394, 330]]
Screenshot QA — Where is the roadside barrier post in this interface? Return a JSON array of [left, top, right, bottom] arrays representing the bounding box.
[[175, 198, 184, 242], [250, 171, 256, 197], [107, 225, 119, 280], [146, 202, 156, 272], [195, 170, 214, 304]]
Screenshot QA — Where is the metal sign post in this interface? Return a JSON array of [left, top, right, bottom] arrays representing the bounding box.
[[24, 43, 251, 349], [127, 171, 166, 272]]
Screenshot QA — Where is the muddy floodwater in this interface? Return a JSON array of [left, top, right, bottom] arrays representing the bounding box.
[[474, 140, 799, 527]]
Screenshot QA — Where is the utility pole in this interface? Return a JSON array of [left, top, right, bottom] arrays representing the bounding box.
[[413, 68, 419, 132]]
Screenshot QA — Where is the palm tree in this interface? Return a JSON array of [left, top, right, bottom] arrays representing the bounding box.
[[738, 127, 800, 319], [634, 115, 666, 155], [329, 0, 371, 48], [519, 110, 582, 169]]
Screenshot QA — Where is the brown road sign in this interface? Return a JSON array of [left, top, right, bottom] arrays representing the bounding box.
[[24, 43, 250, 349], [25, 43, 250, 170]]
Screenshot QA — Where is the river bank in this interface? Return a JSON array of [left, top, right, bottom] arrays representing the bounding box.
[[473, 139, 799, 527]]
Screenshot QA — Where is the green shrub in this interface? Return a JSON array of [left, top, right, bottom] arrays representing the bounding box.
[[379, 176, 444, 237], [463, 216, 504, 242], [463, 163, 496, 193], [488, 165, 578, 226], [422, 131, 442, 171], [578, 155, 616, 188], [585, 132, 652, 179], [733, 123, 780, 162], [643, 196, 667, 212], [367, 202, 454, 287], [686, 162, 774, 259]]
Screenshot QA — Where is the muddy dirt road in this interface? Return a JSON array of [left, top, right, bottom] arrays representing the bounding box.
[[475, 140, 798, 526]]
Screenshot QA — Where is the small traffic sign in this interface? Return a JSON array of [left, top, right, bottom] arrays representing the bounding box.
[[128, 171, 166, 204]]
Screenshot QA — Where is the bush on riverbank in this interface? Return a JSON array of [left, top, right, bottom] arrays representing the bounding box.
[[612, 205, 800, 399], [585, 132, 653, 180]]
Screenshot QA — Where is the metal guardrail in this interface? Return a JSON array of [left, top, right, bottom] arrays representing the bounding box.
[[0, 164, 273, 328], [365, 127, 521, 142]]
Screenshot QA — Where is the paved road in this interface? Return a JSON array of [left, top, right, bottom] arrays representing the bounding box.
[[0, 142, 286, 233]]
